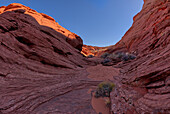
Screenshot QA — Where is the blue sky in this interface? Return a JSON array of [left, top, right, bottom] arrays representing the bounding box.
[[0, 0, 144, 47]]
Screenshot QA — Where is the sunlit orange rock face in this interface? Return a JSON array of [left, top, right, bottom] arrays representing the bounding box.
[[0, 5, 98, 113], [0, 0, 169, 113], [0, 3, 83, 51], [81, 45, 110, 56], [109, 0, 170, 113]]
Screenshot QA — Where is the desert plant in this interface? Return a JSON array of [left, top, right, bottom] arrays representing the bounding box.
[[100, 52, 110, 58], [109, 52, 137, 61], [116, 52, 126, 59], [100, 52, 136, 65], [122, 53, 136, 61], [129, 54, 136, 60], [87, 54, 94, 58], [122, 54, 129, 61], [107, 53, 118, 60], [105, 99, 111, 107], [101, 59, 111, 64], [95, 81, 115, 98]]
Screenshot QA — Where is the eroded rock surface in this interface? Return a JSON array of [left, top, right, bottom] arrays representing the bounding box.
[[0, 10, 97, 114], [0, 0, 169, 113], [0, 3, 83, 51], [110, 0, 170, 113], [81, 45, 111, 57]]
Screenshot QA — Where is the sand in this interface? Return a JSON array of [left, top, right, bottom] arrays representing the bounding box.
[[87, 64, 120, 114]]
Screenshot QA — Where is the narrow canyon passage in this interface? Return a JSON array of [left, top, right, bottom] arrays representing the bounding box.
[[87, 64, 120, 81], [86, 64, 121, 114], [0, 0, 169, 113]]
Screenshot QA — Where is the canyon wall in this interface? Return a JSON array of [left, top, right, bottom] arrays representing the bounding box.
[[0, 0, 169, 113], [0, 7, 97, 113], [0, 3, 83, 51], [112, 0, 169, 54], [110, 0, 170, 113]]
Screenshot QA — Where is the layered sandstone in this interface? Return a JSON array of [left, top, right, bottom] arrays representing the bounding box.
[[0, 3, 83, 51], [109, 0, 170, 113], [81, 45, 111, 56], [0, 9, 98, 113], [0, 0, 169, 113]]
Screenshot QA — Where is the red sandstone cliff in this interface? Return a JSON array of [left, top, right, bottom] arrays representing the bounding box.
[[109, 0, 169, 54], [81, 45, 111, 56], [0, 0, 169, 113], [109, 0, 170, 113], [82, 0, 170, 113], [0, 6, 97, 113], [0, 3, 83, 51]]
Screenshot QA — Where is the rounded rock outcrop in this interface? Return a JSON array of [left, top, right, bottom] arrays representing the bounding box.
[[0, 3, 83, 51]]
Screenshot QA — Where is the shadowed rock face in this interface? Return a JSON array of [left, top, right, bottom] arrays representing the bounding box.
[[112, 0, 170, 54], [0, 3, 83, 51], [0, 0, 169, 113], [110, 0, 170, 113], [0, 10, 97, 114]]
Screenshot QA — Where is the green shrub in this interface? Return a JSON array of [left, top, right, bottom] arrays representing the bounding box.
[[100, 52, 110, 58], [101, 59, 111, 65], [116, 52, 126, 59], [95, 81, 115, 98], [100, 52, 136, 65], [105, 99, 111, 107], [87, 54, 94, 58], [122, 54, 129, 61], [122, 53, 136, 61], [129, 54, 136, 60], [107, 53, 118, 60]]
